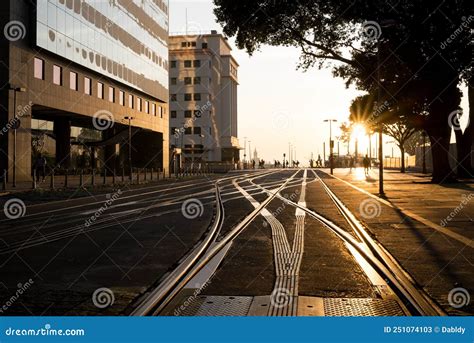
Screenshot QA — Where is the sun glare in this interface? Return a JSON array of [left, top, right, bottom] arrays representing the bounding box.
[[352, 124, 367, 142]]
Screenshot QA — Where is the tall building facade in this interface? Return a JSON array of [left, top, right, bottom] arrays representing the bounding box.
[[169, 31, 239, 164], [0, 0, 169, 181]]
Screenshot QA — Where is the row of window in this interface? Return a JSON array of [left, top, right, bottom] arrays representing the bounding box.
[[34, 57, 164, 117], [170, 93, 203, 102], [170, 77, 201, 85], [170, 60, 203, 68], [170, 109, 210, 119], [181, 41, 208, 49], [171, 127, 202, 135]]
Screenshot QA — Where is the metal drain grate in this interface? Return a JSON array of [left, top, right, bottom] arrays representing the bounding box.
[[323, 298, 404, 316], [174, 295, 253, 316]]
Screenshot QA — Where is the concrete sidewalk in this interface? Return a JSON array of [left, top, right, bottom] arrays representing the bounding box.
[[318, 168, 473, 315]]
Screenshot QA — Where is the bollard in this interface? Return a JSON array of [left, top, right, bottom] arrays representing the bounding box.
[[80, 169, 84, 187], [50, 169, 55, 189], [32, 170, 37, 189], [151, 168, 154, 181], [137, 168, 140, 184], [144, 168, 147, 182], [113, 170, 116, 185], [103, 168, 107, 185], [64, 169, 68, 188], [122, 167, 125, 183], [91, 169, 95, 186]]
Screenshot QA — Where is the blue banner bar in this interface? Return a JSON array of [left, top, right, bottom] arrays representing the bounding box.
[[0, 317, 472, 343]]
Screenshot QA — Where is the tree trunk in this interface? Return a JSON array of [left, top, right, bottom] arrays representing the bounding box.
[[456, 80, 474, 178], [400, 146, 405, 173], [426, 130, 455, 183]]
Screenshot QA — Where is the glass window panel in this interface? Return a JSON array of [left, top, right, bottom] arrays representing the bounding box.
[[109, 86, 115, 102], [34, 58, 44, 80], [70, 72, 78, 90], [53, 65, 62, 85], [98, 82, 104, 99]]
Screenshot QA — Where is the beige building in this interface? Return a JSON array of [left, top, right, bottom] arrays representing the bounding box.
[[169, 31, 239, 164], [0, 0, 169, 181]]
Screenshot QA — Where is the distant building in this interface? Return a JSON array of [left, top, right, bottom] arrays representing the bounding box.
[[168, 31, 239, 164], [0, 0, 170, 181]]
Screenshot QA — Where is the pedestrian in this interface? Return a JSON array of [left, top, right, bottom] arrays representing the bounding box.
[[363, 155, 370, 176], [34, 154, 47, 182], [252, 159, 255, 169], [349, 156, 354, 172]]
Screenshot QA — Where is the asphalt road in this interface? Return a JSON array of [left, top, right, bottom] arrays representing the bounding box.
[[0, 169, 471, 316]]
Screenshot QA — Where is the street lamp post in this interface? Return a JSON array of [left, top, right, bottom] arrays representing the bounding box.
[[123, 116, 134, 181], [9, 86, 26, 187], [422, 131, 427, 174], [324, 119, 337, 175]]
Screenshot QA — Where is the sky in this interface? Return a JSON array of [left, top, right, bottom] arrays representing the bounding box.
[[168, 0, 469, 164]]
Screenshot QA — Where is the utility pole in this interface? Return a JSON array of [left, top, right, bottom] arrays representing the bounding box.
[[124, 116, 134, 181], [324, 119, 337, 175], [9, 85, 26, 187]]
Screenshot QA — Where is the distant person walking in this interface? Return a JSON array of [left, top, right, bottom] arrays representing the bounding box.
[[363, 155, 370, 176], [252, 159, 256, 169], [349, 156, 355, 172], [34, 154, 47, 182]]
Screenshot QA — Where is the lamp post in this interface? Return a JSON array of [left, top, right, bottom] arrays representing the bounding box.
[[123, 116, 134, 181], [324, 119, 337, 175], [422, 131, 427, 174], [243, 136, 247, 165], [283, 153, 286, 168], [9, 86, 26, 187]]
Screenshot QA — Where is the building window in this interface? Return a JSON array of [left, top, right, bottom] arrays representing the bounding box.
[[119, 90, 125, 105], [193, 60, 201, 68], [193, 77, 201, 84], [170, 61, 177, 68], [106, 87, 113, 103], [171, 94, 177, 102], [53, 65, 62, 85], [34, 58, 44, 80], [194, 93, 201, 101], [171, 127, 176, 135], [70, 72, 78, 91], [184, 77, 192, 85], [129, 94, 134, 109], [171, 77, 177, 85], [158, 106, 163, 118], [184, 127, 192, 135], [151, 103, 156, 116], [202, 42, 208, 49], [145, 100, 149, 114], [194, 127, 201, 135], [84, 77, 92, 95], [181, 42, 187, 48], [171, 110, 177, 118], [137, 98, 142, 111], [191, 42, 196, 47], [184, 110, 192, 118], [184, 60, 192, 68], [194, 110, 202, 118], [97, 82, 104, 99], [184, 94, 192, 101]]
